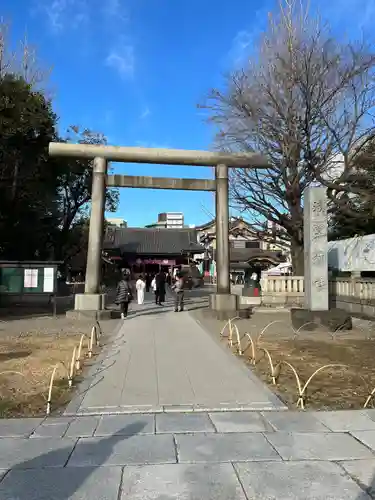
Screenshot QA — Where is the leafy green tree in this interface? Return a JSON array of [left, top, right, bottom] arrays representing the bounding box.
[[53, 126, 119, 266], [329, 137, 375, 239], [0, 74, 60, 259]]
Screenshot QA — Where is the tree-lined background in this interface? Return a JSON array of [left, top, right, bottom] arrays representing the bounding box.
[[2, 0, 375, 280], [0, 21, 119, 275]]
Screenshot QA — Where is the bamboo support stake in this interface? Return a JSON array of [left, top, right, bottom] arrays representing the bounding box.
[[47, 365, 58, 415], [292, 322, 319, 340], [93, 325, 99, 347], [259, 348, 278, 384], [257, 320, 289, 344], [76, 334, 86, 371], [234, 324, 242, 355], [69, 347, 76, 387], [243, 333, 257, 365], [89, 326, 96, 358]]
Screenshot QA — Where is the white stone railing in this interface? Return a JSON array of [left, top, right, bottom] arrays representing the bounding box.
[[328, 278, 375, 301], [260, 276, 304, 294], [253, 276, 375, 315], [260, 276, 375, 301]]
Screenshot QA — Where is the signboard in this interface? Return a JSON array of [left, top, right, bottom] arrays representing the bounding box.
[[24, 269, 38, 288], [43, 267, 54, 293]]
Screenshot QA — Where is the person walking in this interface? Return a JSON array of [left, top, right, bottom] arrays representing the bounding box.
[[115, 274, 133, 319], [172, 272, 185, 312], [151, 275, 157, 303], [145, 273, 151, 293], [155, 271, 166, 306], [136, 275, 146, 305]]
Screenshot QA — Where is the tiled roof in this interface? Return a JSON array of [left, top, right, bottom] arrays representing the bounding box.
[[213, 248, 282, 263], [104, 227, 204, 255], [195, 217, 255, 232]]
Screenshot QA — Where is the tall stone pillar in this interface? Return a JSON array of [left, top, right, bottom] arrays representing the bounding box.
[[85, 157, 107, 294], [303, 186, 329, 311], [69, 157, 110, 319], [209, 164, 239, 318], [215, 163, 230, 295]]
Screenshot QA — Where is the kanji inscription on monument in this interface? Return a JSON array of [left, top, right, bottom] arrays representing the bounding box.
[[304, 186, 329, 311]]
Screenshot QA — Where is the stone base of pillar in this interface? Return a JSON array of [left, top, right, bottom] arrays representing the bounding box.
[[66, 309, 113, 320], [210, 293, 238, 311], [208, 293, 251, 320], [290, 307, 352, 332], [65, 293, 112, 320]]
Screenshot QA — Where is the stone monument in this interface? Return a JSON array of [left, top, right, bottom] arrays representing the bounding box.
[[304, 186, 329, 311], [291, 185, 352, 331]]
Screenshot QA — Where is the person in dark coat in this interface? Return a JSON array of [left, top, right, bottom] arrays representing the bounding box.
[[115, 274, 133, 319], [155, 271, 166, 305], [145, 273, 151, 293]]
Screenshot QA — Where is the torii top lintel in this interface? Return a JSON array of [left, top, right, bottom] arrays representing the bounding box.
[[48, 142, 268, 168]]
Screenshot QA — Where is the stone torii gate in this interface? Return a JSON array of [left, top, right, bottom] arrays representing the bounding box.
[[49, 142, 268, 318]]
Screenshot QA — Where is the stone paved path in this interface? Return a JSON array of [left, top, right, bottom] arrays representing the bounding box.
[[2, 410, 375, 498], [3, 292, 375, 498], [64, 292, 284, 415]]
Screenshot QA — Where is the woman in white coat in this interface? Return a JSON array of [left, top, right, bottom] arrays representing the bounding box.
[[136, 275, 146, 305]]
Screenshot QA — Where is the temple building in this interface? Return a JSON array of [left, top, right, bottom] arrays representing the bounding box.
[[103, 226, 203, 275], [195, 217, 286, 277]]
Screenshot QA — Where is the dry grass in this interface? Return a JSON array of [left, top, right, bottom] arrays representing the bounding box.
[[240, 338, 375, 410], [0, 333, 86, 417]]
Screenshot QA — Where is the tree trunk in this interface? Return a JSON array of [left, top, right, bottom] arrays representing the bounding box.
[[291, 239, 304, 275]]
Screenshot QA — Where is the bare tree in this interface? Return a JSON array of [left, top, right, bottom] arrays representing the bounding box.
[[201, 0, 375, 274], [0, 19, 52, 89]]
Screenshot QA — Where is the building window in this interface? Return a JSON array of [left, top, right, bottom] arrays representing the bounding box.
[[245, 241, 260, 249]]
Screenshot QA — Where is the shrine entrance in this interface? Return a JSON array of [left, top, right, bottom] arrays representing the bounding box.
[[48, 142, 267, 318]]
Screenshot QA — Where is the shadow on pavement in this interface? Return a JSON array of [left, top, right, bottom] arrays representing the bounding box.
[[0, 421, 147, 499]]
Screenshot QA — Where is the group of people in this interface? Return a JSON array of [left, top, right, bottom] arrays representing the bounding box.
[[115, 270, 185, 319]]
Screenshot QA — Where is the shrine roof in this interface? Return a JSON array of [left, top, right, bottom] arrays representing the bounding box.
[[103, 227, 204, 255]]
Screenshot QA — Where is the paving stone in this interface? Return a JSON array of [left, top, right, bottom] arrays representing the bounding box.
[[350, 431, 375, 452], [0, 466, 122, 499], [67, 434, 176, 466], [209, 411, 273, 433], [119, 405, 163, 414], [0, 437, 77, 469], [339, 459, 375, 498], [120, 463, 247, 499], [265, 432, 375, 461], [261, 411, 329, 432], [176, 432, 281, 463], [156, 413, 215, 434], [95, 414, 155, 436], [65, 417, 100, 438], [314, 410, 375, 431], [0, 418, 43, 438], [31, 422, 70, 438], [234, 461, 371, 499], [42, 417, 75, 426], [94, 414, 155, 436], [163, 405, 195, 413]]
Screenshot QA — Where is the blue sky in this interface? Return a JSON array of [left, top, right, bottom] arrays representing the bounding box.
[[3, 0, 374, 227]]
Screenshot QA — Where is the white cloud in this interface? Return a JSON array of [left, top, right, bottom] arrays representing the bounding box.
[[228, 6, 270, 68], [33, 0, 89, 34], [103, 0, 128, 22], [106, 43, 135, 79], [140, 106, 151, 119], [318, 0, 375, 31]]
